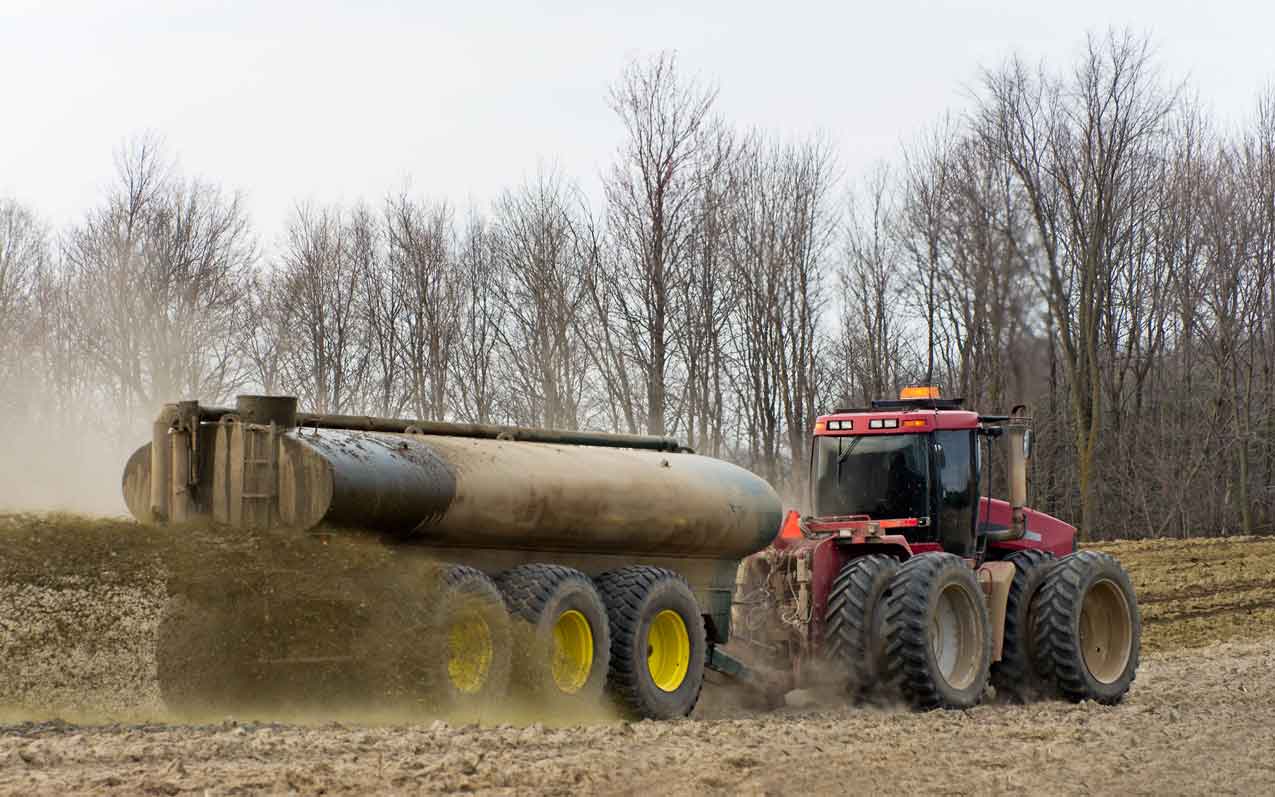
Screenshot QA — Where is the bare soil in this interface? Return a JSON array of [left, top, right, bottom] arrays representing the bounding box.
[[3, 516, 1274, 795]]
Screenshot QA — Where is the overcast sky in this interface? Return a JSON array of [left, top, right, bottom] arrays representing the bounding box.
[[2, 0, 1271, 248]]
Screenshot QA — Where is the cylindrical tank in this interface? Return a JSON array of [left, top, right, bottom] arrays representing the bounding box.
[[123, 424, 783, 561]]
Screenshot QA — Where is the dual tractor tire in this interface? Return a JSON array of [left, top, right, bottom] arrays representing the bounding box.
[[824, 554, 900, 698], [885, 553, 994, 710], [823, 552, 994, 710], [1033, 550, 1140, 704], [822, 549, 1140, 711]]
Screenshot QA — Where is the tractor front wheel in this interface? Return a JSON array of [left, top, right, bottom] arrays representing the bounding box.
[[885, 553, 992, 710], [1033, 551, 1140, 704]]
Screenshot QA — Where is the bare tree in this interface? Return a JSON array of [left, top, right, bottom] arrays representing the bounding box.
[[491, 171, 594, 429], [727, 133, 837, 489], [840, 165, 907, 405], [675, 120, 737, 455], [450, 212, 502, 424], [63, 135, 256, 426], [602, 52, 717, 435], [979, 30, 1175, 535], [274, 203, 369, 413], [0, 198, 52, 415], [384, 193, 459, 421]]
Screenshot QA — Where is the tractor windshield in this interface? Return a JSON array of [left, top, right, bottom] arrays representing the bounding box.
[[812, 433, 930, 521]]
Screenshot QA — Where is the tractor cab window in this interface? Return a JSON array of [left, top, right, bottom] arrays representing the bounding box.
[[812, 433, 929, 521], [935, 429, 977, 556]]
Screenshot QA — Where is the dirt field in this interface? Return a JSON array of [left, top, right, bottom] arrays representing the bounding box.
[[3, 516, 1275, 795]]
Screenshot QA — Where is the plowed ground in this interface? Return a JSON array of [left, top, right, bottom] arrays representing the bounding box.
[[2, 516, 1274, 795]]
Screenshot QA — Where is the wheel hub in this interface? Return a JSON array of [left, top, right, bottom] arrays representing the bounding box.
[[551, 609, 595, 694], [647, 610, 690, 692], [447, 612, 494, 694], [930, 582, 982, 690], [1079, 578, 1133, 684]]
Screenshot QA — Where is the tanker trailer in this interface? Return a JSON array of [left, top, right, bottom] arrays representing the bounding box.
[[122, 395, 783, 720]]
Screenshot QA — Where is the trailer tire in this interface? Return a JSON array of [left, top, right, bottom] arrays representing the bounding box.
[[596, 566, 706, 720], [366, 564, 513, 711], [437, 565, 514, 705], [885, 552, 992, 710], [498, 564, 610, 703], [1033, 551, 1140, 704], [824, 554, 900, 697], [990, 549, 1055, 702]]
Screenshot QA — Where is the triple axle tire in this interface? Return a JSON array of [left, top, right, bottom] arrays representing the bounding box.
[[498, 564, 610, 703], [1033, 551, 1140, 704], [884, 552, 992, 710], [364, 564, 514, 710], [824, 554, 900, 697], [596, 566, 706, 720]]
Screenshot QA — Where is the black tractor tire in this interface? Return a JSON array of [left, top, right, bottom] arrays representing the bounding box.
[[1033, 551, 1140, 704], [497, 564, 610, 704], [363, 564, 513, 712], [824, 554, 901, 698], [884, 552, 993, 710], [990, 549, 1056, 702], [596, 566, 707, 720]]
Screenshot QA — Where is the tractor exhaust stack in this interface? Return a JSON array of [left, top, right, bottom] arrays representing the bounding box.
[[1006, 405, 1031, 539]]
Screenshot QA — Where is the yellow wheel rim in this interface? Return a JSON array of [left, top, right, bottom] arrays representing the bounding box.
[[447, 612, 493, 695], [647, 609, 690, 692], [551, 609, 594, 694]]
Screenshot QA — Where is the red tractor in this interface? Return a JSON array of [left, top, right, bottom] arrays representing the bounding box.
[[725, 387, 1140, 709]]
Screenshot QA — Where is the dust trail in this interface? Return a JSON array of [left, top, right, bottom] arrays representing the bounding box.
[[0, 513, 622, 728]]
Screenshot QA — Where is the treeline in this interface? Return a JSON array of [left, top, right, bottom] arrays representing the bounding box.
[[2, 31, 1273, 538]]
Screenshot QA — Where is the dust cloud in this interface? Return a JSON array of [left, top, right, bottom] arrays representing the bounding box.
[[0, 514, 626, 728], [0, 415, 139, 515]]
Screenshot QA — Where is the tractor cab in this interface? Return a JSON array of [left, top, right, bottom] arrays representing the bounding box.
[[803, 387, 1074, 560], [731, 386, 1131, 713]]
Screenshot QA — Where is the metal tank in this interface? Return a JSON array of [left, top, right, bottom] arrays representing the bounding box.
[[122, 396, 784, 637]]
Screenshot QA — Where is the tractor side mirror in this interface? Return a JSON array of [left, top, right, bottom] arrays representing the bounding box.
[[1023, 430, 1034, 460], [933, 442, 946, 468]]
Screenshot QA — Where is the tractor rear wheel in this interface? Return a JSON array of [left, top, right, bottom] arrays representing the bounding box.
[[1033, 551, 1140, 704], [824, 554, 900, 697], [498, 564, 610, 704], [596, 566, 706, 720], [990, 549, 1055, 702], [884, 552, 992, 710]]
